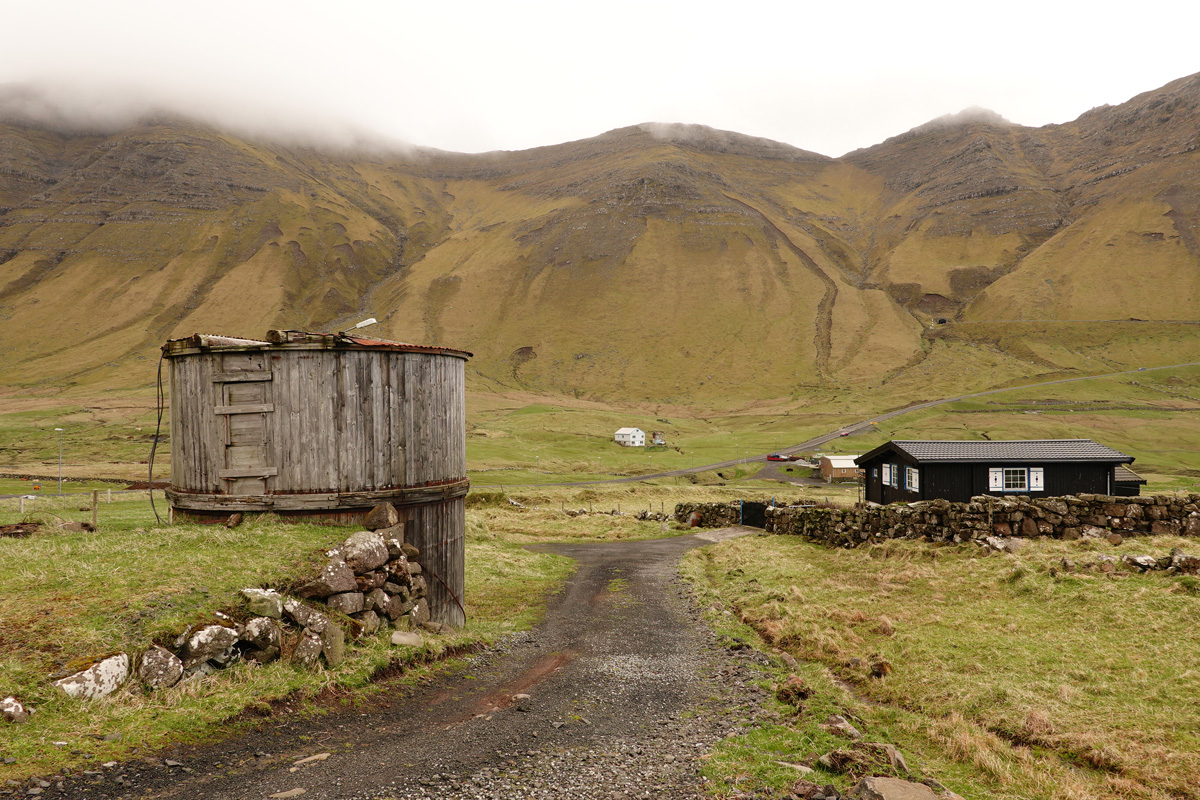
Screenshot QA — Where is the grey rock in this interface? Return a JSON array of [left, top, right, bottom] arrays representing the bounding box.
[[283, 599, 330, 633], [181, 625, 239, 669], [293, 629, 324, 668], [365, 588, 389, 613], [326, 591, 365, 615], [384, 593, 409, 621], [382, 581, 409, 598], [382, 533, 405, 559], [53, 653, 130, 699], [401, 542, 420, 561], [137, 646, 183, 690], [240, 588, 283, 618], [320, 624, 345, 668], [354, 570, 387, 592], [351, 610, 381, 636], [390, 631, 423, 647], [819, 714, 863, 740], [409, 598, 430, 626], [245, 645, 281, 664], [848, 776, 964, 800], [361, 503, 399, 531], [295, 560, 358, 599], [342, 530, 390, 574], [1123, 554, 1158, 571], [242, 617, 281, 650]]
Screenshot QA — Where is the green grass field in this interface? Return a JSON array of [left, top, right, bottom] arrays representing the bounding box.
[[0, 494, 573, 782], [682, 533, 1200, 799]]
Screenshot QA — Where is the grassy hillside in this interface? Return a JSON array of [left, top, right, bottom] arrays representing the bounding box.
[[3, 74, 1200, 483]]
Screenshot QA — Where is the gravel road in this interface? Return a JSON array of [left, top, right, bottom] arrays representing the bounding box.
[[44, 527, 780, 800]]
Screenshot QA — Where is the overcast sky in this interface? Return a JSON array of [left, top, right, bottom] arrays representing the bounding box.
[[3, 0, 1198, 157]]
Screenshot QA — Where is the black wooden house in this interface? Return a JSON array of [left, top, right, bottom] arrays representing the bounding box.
[[855, 440, 1142, 504]]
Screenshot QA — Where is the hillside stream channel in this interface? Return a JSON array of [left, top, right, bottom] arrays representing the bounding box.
[[44, 527, 785, 800]]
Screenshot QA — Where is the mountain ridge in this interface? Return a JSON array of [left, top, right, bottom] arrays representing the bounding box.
[[2, 73, 1199, 408]]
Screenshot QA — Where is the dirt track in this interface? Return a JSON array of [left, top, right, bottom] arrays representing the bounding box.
[[51, 528, 776, 800]]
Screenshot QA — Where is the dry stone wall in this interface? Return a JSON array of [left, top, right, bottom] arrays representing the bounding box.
[[675, 494, 1200, 546], [2, 503, 442, 724], [674, 501, 742, 528]]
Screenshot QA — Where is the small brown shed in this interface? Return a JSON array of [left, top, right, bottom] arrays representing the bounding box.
[[162, 329, 471, 627]]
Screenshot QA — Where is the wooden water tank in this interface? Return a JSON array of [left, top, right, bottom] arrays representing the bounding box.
[[163, 330, 471, 627]]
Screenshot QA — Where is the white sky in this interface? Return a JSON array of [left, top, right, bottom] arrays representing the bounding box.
[[2, 0, 1198, 157]]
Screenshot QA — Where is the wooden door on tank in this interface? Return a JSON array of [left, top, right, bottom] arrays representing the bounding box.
[[214, 352, 277, 495]]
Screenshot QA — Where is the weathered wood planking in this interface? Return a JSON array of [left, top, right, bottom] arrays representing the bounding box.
[[165, 333, 469, 626]]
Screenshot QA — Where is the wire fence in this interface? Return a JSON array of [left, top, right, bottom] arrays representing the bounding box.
[[0, 489, 160, 523]]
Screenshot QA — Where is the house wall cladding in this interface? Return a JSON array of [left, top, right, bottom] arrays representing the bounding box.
[[675, 494, 1200, 547]]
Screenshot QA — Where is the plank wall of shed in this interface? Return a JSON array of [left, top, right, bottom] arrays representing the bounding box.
[[403, 497, 466, 628]]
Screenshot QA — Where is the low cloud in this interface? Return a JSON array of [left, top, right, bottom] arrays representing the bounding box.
[[0, 81, 413, 154]]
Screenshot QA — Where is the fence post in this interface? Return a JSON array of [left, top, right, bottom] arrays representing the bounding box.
[[19, 497, 24, 514], [92, 490, 99, 529], [107, 489, 112, 503]]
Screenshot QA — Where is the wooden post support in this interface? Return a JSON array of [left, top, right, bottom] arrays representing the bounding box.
[[19, 497, 24, 514], [107, 489, 112, 503], [92, 490, 99, 529]]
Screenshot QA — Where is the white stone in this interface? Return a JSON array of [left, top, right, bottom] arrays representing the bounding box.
[[389, 631, 423, 647], [53, 653, 131, 699]]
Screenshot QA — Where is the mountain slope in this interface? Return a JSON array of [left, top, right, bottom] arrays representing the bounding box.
[[2, 75, 1199, 409]]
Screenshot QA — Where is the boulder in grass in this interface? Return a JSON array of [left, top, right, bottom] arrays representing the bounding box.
[[361, 503, 399, 531], [241, 588, 283, 618], [295, 560, 358, 599], [53, 653, 130, 699], [181, 625, 239, 669], [2, 695, 30, 724], [138, 646, 183, 690], [341, 531, 389, 574], [390, 630, 423, 647], [847, 776, 964, 800]]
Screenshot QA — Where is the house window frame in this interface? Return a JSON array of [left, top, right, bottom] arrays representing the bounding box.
[[905, 466, 919, 492], [988, 466, 1045, 493]]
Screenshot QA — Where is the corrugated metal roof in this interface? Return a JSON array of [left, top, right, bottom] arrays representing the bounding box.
[[163, 330, 471, 359], [885, 439, 1133, 463]]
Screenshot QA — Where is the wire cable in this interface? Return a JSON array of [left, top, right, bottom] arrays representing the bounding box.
[[148, 352, 166, 524]]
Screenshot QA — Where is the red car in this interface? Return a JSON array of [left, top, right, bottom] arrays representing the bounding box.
[[766, 453, 789, 461]]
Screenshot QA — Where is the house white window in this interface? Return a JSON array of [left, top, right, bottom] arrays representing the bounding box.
[[1003, 468, 1027, 491], [988, 467, 1045, 493], [905, 466, 919, 492], [881, 463, 891, 486]]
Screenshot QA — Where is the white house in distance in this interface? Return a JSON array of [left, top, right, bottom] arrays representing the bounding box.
[[614, 427, 646, 447]]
